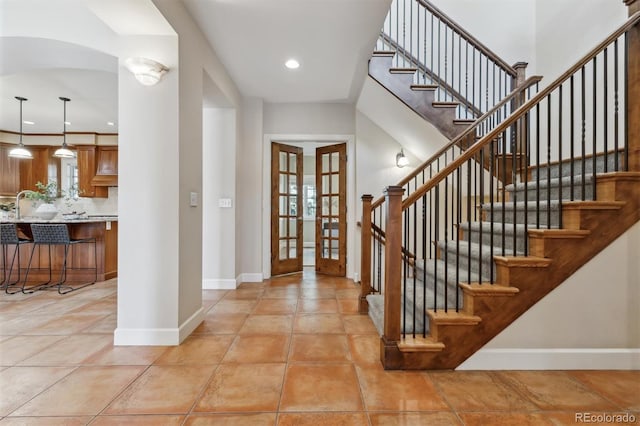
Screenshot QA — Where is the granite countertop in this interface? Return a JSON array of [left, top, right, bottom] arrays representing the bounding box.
[[1, 215, 118, 224]]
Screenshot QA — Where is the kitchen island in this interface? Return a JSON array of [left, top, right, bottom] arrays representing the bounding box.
[[1, 217, 117, 285]]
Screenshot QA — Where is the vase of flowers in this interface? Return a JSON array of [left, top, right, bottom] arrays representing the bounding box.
[[26, 181, 59, 220]]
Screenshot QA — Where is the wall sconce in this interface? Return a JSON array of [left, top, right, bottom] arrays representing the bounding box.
[[396, 149, 409, 168], [125, 57, 169, 86]]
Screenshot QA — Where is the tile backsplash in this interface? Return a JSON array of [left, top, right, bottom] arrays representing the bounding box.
[[55, 186, 118, 215], [1, 187, 118, 218]]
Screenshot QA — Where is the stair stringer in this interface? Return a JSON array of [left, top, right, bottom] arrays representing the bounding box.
[[379, 172, 640, 370], [368, 52, 472, 140]]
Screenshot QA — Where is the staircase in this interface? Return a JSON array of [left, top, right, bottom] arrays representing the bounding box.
[[369, 0, 528, 140], [359, 8, 640, 370]]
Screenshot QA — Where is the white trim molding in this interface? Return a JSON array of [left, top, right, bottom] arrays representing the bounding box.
[[262, 133, 356, 280], [113, 307, 205, 346], [237, 273, 264, 284], [202, 278, 237, 290], [457, 348, 640, 370]]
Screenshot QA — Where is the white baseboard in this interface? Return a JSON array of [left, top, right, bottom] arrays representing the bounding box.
[[179, 307, 205, 342], [457, 348, 640, 370], [236, 273, 263, 283], [202, 278, 237, 289], [114, 307, 205, 346]]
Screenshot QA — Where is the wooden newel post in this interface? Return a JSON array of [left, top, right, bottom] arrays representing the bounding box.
[[626, 0, 640, 171], [381, 186, 404, 367], [359, 194, 374, 314]]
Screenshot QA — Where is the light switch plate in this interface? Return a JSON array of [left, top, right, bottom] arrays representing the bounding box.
[[219, 198, 232, 208], [190, 192, 198, 207]]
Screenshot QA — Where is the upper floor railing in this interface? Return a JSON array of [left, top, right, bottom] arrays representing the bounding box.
[[375, 0, 524, 119]]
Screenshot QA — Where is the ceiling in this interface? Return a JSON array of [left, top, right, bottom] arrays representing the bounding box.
[[181, 0, 391, 103], [0, 0, 391, 134]]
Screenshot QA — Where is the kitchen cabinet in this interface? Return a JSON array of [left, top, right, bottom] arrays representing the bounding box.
[[19, 146, 60, 192], [77, 146, 108, 198], [0, 144, 20, 196], [91, 146, 118, 186]]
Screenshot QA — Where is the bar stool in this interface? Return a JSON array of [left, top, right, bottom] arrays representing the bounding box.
[[22, 224, 97, 294], [1, 223, 32, 294]]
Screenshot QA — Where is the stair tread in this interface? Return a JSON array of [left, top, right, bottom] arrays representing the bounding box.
[[372, 50, 396, 57], [414, 258, 484, 284], [432, 101, 459, 108], [459, 221, 541, 235], [411, 84, 439, 91], [398, 336, 445, 352], [481, 200, 563, 210], [505, 174, 594, 192], [453, 119, 476, 124], [439, 240, 526, 258], [390, 67, 417, 73]]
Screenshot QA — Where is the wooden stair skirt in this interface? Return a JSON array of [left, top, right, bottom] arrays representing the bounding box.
[[378, 172, 640, 370]]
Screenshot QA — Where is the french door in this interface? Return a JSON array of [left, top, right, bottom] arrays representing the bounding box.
[[270, 142, 303, 275], [315, 143, 346, 276]]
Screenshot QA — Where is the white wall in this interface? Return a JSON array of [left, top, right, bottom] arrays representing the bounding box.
[[429, 0, 536, 73], [236, 97, 264, 283], [203, 108, 236, 289], [461, 222, 640, 370], [535, 0, 627, 83], [149, 0, 243, 334], [264, 102, 355, 135]]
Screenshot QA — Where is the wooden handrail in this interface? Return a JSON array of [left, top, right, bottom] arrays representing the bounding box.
[[402, 11, 640, 209], [370, 75, 542, 210], [418, 0, 517, 77]]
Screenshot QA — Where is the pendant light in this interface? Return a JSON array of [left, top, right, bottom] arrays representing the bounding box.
[[8, 96, 33, 159], [54, 96, 75, 158]]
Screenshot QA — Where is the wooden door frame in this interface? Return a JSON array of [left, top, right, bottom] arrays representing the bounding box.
[[261, 134, 356, 280]]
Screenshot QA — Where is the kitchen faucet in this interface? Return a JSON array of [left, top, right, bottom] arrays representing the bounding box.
[[15, 190, 33, 220]]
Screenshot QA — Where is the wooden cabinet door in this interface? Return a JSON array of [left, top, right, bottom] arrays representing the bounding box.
[[19, 146, 58, 191], [0, 145, 21, 196], [77, 146, 107, 198], [96, 146, 118, 175]]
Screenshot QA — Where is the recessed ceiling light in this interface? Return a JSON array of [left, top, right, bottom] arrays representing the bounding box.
[[107, 121, 115, 126], [23, 120, 35, 125], [285, 59, 300, 69]]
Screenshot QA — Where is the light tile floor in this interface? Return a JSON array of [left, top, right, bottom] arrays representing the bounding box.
[[0, 272, 638, 425]]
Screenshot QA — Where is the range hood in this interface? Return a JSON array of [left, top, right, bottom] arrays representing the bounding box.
[[91, 174, 117, 186]]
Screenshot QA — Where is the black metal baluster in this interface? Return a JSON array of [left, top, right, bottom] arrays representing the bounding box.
[[558, 84, 563, 229], [592, 57, 597, 201], [570, 76, 575, 200], [624, 33, 629, 172], [536, 102, 541, 229], [403, 207, 408, 337], [581, 66, 586, 201], [614, 38, 620, 171], [523, 112, 530, 256], [465, 40, 469, 119], [433, 187, 439, 311], [467, 159, 472, 284], [422, 192, 427, 336], [604, 47, 609, 173], [546, 94, 552, 229], [456, 166, 461, 309]]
